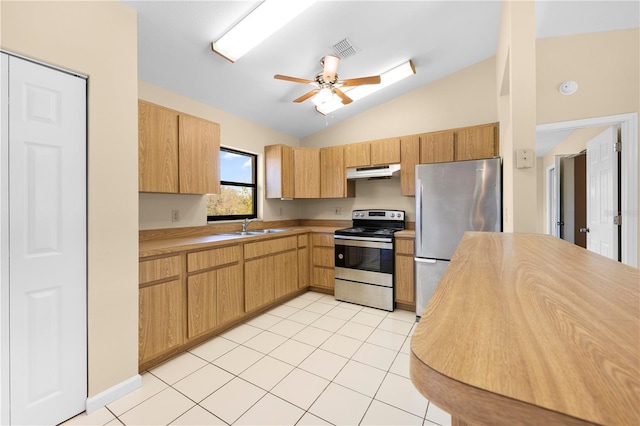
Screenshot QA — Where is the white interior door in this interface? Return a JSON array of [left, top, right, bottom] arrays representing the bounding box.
[[7, 55, 87, 425], [586, 126, 618, 260]]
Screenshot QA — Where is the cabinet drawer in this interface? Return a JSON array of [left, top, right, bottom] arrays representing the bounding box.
[[395, 239, 414, 255], [312, 233, 334, 247], [298, 234, 309, 248], [244, 236, 297, 259], [187, 245, 240, 272], [312, 246, 334, 268], [139, 255, 181, 285]]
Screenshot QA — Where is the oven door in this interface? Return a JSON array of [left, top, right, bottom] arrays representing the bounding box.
[[334, 238, 394, 284]]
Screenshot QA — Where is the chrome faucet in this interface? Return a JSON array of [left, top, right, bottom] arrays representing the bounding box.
[[241, 218, 256, 232]]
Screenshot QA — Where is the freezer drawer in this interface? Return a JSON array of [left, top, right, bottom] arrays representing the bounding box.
[[415, 258, 450, 319], [335, 279, 394, 311]]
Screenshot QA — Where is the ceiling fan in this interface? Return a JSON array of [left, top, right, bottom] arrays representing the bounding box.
[[274, 55, 381, 107]]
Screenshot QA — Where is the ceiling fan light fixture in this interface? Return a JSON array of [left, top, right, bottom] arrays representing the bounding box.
[[315, 60, 416, 115], [311, 87, 334, 106], [322, 55, 340, 83], [212, 0, 316, 62]]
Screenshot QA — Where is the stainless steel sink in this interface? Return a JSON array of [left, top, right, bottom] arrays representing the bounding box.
[[222, 229, 287, 237]]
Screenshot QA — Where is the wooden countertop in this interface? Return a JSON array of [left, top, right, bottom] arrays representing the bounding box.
[[410, 232, 640, 426], [139, 226, 341, 257]]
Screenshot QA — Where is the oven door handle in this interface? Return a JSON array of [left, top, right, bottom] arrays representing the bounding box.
[[334, 235, 392, 244], [334, 237, 393, 250]]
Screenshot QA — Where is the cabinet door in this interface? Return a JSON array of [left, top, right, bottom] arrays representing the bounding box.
[[371, 138, 401, 165], [344, 142, 371, 168], [400, 135, 420, 196], [179, 114, 220, 194], [395, 255, 415, 304], [217, 263, 244, 325], [187, 271, 217, 338], [138, 101, 179, 193], [245, 257, 275, 312], [139, 279, 184, 363], [320, 145, 354, 198], [298, 246, 309, 289], [454, 124, 497, 161], [265, 144, 294, 199], [274, 250, 298, 299], [293, 148, 320, 198], [420, 131, 455, 164]]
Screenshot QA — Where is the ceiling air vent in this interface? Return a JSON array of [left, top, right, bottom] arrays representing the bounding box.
[[331, 38, 358, 59]]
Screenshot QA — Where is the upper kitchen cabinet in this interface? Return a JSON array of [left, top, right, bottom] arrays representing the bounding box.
[[419, 131, 455, 164], [370, 137, 401, 165], [400, 135, 420, 196], [344, 138, 400, 168], [265, 144, 294, 199], [344, 141, 371, 168], [320, 145, 355, 198], [454, 123, 498, 161], [293, 147, 321, 198], [138, 100, 220, 194]]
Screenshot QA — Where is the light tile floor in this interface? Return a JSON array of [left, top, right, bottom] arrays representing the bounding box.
[[63, 292, 452, 426]]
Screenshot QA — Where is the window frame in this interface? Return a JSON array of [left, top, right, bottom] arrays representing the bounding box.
[[207, 147, 258, 222]]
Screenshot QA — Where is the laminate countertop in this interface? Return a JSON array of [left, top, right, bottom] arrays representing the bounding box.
[[410, 232, 639, 426]]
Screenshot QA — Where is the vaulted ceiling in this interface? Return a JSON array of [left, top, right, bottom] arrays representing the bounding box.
[[123, 1, 639, 142]]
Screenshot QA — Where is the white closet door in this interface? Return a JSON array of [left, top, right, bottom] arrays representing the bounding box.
[[8, 56, 87, 425]]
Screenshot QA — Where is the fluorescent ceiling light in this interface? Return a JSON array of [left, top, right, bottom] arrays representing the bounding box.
[[212, 0, 316, 62], [315, 60, 416, 115]]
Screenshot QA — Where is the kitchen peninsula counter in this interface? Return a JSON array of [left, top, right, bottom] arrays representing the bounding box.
[[410, 232, 639, 426]]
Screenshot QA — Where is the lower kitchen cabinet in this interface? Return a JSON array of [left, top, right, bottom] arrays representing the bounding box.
[[216, 263, 244, 325], [395, 236, 416, 310], [298, 234, 310, 289], [274, 250, 298, 299], [311, 232, 335, 291], [245, 256, 275, 312], [139, 278, 185, 365]]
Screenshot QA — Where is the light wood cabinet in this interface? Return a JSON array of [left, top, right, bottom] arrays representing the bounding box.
[[370, 137, 401, 165], [400, 135, 420, 196], [298, 234, 310, 289], [320, 146, 355, 198], [420, 131, 455, 164], [244, 236, 298, 312], [311, 232, 335, 291], [186, 245, 243, 338], [344, 138, 400, 168], [293, 148, 320, 198], [344, 142, 371, 168], [265, 144, 294, 199], [394, 237, 415, 309], [454, 123, 497, 161], [138, 100, 220, 195], [139, 278, 185, 365]]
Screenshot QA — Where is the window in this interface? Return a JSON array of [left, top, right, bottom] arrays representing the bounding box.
[[207, 147, 257, 221]]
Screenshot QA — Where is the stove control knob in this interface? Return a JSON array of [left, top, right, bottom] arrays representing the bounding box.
[[390, 213, 395, 218], [338, 254, 344, 260]]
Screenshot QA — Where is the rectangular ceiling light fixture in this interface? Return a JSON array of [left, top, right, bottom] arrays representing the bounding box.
[[212, 0, 317, 63], [314, 60, 416, 115]]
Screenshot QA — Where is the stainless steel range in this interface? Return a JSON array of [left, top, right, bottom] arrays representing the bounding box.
[[334, 209, 405, 311]]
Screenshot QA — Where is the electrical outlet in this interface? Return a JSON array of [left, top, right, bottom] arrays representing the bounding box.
[[335, 207, 342, 215], [171, 210, 179, 222]]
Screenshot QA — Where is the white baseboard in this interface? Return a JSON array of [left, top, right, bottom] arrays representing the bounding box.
[[85, 374, 142, 414]]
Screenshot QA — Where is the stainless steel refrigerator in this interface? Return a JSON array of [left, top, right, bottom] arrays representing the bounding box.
[[415, 158, 502, 319]]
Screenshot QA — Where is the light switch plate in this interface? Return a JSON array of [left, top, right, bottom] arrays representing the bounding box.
[[516, 149, 534, 169]]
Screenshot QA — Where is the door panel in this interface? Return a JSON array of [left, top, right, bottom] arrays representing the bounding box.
[[587, 127, 618, 260], [7, 56, 87, 425]]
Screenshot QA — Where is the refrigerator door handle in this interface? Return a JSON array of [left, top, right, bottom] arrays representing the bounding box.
[[414, 257, 436, 264], [415, 177, 423, 251]]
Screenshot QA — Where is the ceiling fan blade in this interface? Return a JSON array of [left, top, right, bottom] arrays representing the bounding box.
[[293, 90, 318, 103], [339, 75, 382, 87], [333, 88, 353, 105], [274, 74, 315, 85]]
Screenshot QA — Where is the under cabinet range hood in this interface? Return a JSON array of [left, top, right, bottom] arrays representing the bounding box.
[[346, 164, 401, 180]]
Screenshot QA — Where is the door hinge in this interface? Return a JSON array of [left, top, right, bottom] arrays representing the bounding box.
[[614, 214, 622, 226], [614, 141, 622, 152]]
